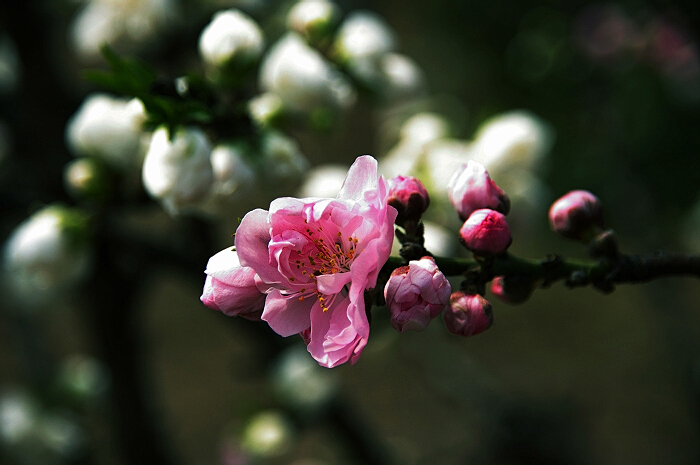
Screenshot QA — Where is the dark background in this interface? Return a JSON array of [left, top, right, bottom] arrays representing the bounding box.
[[1, 1, 699, 464]]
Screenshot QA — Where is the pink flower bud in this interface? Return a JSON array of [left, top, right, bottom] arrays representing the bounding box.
[[387, 175, 430, 226], [548, 190, 603, 241], [384, 256, 451, 332], [201, 247, 266, 320], [447, 160, 510, 221], [490, 275, 534, 304], [459, 209, 512, 256], [443, 291, 494, 337]]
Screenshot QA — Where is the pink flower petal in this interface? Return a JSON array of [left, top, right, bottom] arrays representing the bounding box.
[[262, 289, 313, 336]]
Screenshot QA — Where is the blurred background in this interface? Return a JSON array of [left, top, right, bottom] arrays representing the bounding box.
[[1, 0, 700, 464]]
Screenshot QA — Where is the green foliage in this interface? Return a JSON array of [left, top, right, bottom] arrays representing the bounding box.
[[84, 45, 216, 137]]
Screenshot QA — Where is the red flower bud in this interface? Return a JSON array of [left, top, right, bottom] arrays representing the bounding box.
[[443, 291, 494, 337], [447, 161, 510, 221], [459, 209, 512, 256], [387, 175, 430, 226], [548, 190, 603, 241]]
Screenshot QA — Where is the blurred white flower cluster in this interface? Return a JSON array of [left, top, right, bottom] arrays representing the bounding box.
[[70, 0, 179, 60], [65, 91, 308, 217], [62, 1, 434, 220], [0, 354, 109, 464], [380, 110, 555, 229], [1, 206, 92, 309]]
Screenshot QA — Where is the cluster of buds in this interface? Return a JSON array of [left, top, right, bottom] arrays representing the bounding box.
[[383, 159, 544, 338], [444, 161, 514, 335], [382, 162, 509, 337]]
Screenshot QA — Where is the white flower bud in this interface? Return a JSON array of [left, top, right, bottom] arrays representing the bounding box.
[[400, 112, 451, 145], [286, 0, 341, 43], [335, 10, 396, 62], [259, 33, 356, 114], [141, 126, 214, 216], [70, 0, 178, 59], [66, 94, 148, 171], [198, 9, 264, 70], [334, 11, 397, 84], [63, 157, 113, 203], [247, 92, 284, 128], [2, 206, 92, 308], [469, 110, 554, 175], [379, 112, 451, 180], [377, 53, 426, 101]]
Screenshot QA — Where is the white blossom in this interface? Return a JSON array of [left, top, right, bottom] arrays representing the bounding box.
[[468, 110, 554, 175], [378, 53, 426, 101], [334, 10, 397, 84], [2, 206, 92, 308], [198, 9, 264, 69], [141, 126, 213, 216], [248, 92, 284, 128], [379, 112, 452, 181], [65, 94, 148, 171], [286, 0, 341, 40], [259, 33, 355, 114], [70, 0, 179, 59]]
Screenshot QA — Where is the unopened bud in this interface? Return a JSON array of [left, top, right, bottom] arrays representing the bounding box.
[[287, 0, 341, 45], [548, 190, 603, 241], [141, 126, 214, 216], [334, 11, 396, 71], [459, 209, 512, 256], [490, 275, 534, 304], [198, 9, 264, 71], [447, 160, 510, 221], [587, 229, 618, 258], [63, 157, 113, 203], [443, 291, 494, 337], [248, 93, 284, 128], [259, 33, 356, 115], [387, 175, 430, 227], [2, 205, 92, 308], [65, 94, 148, 172], [384, 256, 451, 332]]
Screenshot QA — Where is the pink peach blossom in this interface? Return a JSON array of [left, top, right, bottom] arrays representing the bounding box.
[[235, 155, 397, 367], [384, 256, 451, 332], [200, 247, 266, 320]]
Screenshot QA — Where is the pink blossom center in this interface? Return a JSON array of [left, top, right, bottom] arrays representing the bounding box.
[[269, 205, 363, 312]]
